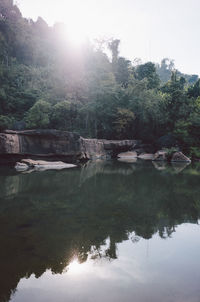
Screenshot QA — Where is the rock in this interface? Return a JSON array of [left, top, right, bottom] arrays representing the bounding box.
[[118, 151, 137, 159], [15, 162, 29, 171], [34, 163, 76, 171], [1, 130, 81, 157], [15, 159, 77, 172], [117, 151, 137, 163], [0, 133, 20, 154], [171, 152, 191, 163], [0, 130, 140, 161], [80, 138, 107, 160], [102, 139, 138, 158], [138, 153, 155, 160], [103, 139, 137, 151], [153, 150, 167, 161]]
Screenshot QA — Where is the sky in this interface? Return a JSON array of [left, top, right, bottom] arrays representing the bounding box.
[[16, 0, 200, 76]]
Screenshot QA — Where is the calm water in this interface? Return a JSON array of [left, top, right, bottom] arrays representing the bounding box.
[[0, 160, 200, 302]]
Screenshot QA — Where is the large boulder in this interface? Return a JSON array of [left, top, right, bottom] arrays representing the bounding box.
[[171, 152, 191, 163], [15, 159, 76, 172], [117, 151, 137, 163], [118, 151, 137, 159], [15, 162, 29, 171], [138, 153, 155, 160], [80, 138, 107, 160]]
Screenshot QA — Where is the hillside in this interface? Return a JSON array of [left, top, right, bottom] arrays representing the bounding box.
[[0, 0, 200, 157]]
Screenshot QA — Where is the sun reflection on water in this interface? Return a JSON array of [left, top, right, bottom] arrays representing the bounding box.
[[67, 259, 86, 275]]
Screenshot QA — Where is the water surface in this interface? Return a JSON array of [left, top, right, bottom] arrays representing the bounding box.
[[0, 160, 200, 302]]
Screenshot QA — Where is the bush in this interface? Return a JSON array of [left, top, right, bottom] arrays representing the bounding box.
[[163, 147, 179, 159], [190, 147, 200, 159]]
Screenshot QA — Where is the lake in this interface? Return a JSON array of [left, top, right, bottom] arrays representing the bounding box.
[[0, 160, 200, 302]]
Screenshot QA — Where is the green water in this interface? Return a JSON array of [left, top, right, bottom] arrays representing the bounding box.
[[0, 160, 200, 302]]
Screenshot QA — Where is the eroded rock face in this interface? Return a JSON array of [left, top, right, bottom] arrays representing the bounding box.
[[0, 133, 20, 154], [0, 130, 81, 157], [80, 138, 107, 159], [0, 130, 138, 162]]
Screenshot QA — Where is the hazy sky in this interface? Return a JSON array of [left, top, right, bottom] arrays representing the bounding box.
[[17, 0, 200, 75]]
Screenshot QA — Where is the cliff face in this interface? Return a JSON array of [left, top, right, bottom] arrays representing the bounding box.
[[0, 130, 138, 162], [0, 130, 81, 157], [0, 133, 20, 154]]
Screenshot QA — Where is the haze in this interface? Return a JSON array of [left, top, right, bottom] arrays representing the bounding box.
[[17, 0, 200, 76]]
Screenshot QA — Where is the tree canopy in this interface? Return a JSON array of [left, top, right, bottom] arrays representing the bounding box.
[[0, 1, 200, 155]]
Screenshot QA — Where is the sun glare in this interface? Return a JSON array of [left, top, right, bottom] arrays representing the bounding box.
[[64, 24, 89, 47], [68, 259, 84, 274], [47, 1, 102, 47]]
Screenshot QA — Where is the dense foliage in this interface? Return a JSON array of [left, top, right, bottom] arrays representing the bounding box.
[[0, 0, 200, 155]]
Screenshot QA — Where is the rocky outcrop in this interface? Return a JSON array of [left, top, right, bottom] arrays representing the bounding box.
[[0, 130, 81, 157], [171, 152, 191, 163], [80, 138, 107, 159], [0, 130, 138, 162], [103, 139, 137, 153], [0, 133, 20, 154]]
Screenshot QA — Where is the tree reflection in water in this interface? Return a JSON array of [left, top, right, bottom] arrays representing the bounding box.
[[0, 160, 200, 302]]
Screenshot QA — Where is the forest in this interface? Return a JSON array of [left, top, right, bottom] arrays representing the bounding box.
[[0, 0, 200, 157]]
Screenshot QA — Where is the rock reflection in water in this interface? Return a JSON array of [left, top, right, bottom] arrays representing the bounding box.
[[0, 161, 200, 301]]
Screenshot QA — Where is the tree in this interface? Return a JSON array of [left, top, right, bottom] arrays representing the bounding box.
[[115, 57, 132, 88], [108, 39, 120, 65], [26, 100, 51, 129], [0, 115, 12, 131], [188, 79, 200, 98], [113, 108, 135, 139], [136, 62, 160, 89], [51, 101, 71, 130], [156, 58, 175, 83]]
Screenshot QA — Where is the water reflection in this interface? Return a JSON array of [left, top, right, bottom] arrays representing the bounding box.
[[0, 161, 200, 301]]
